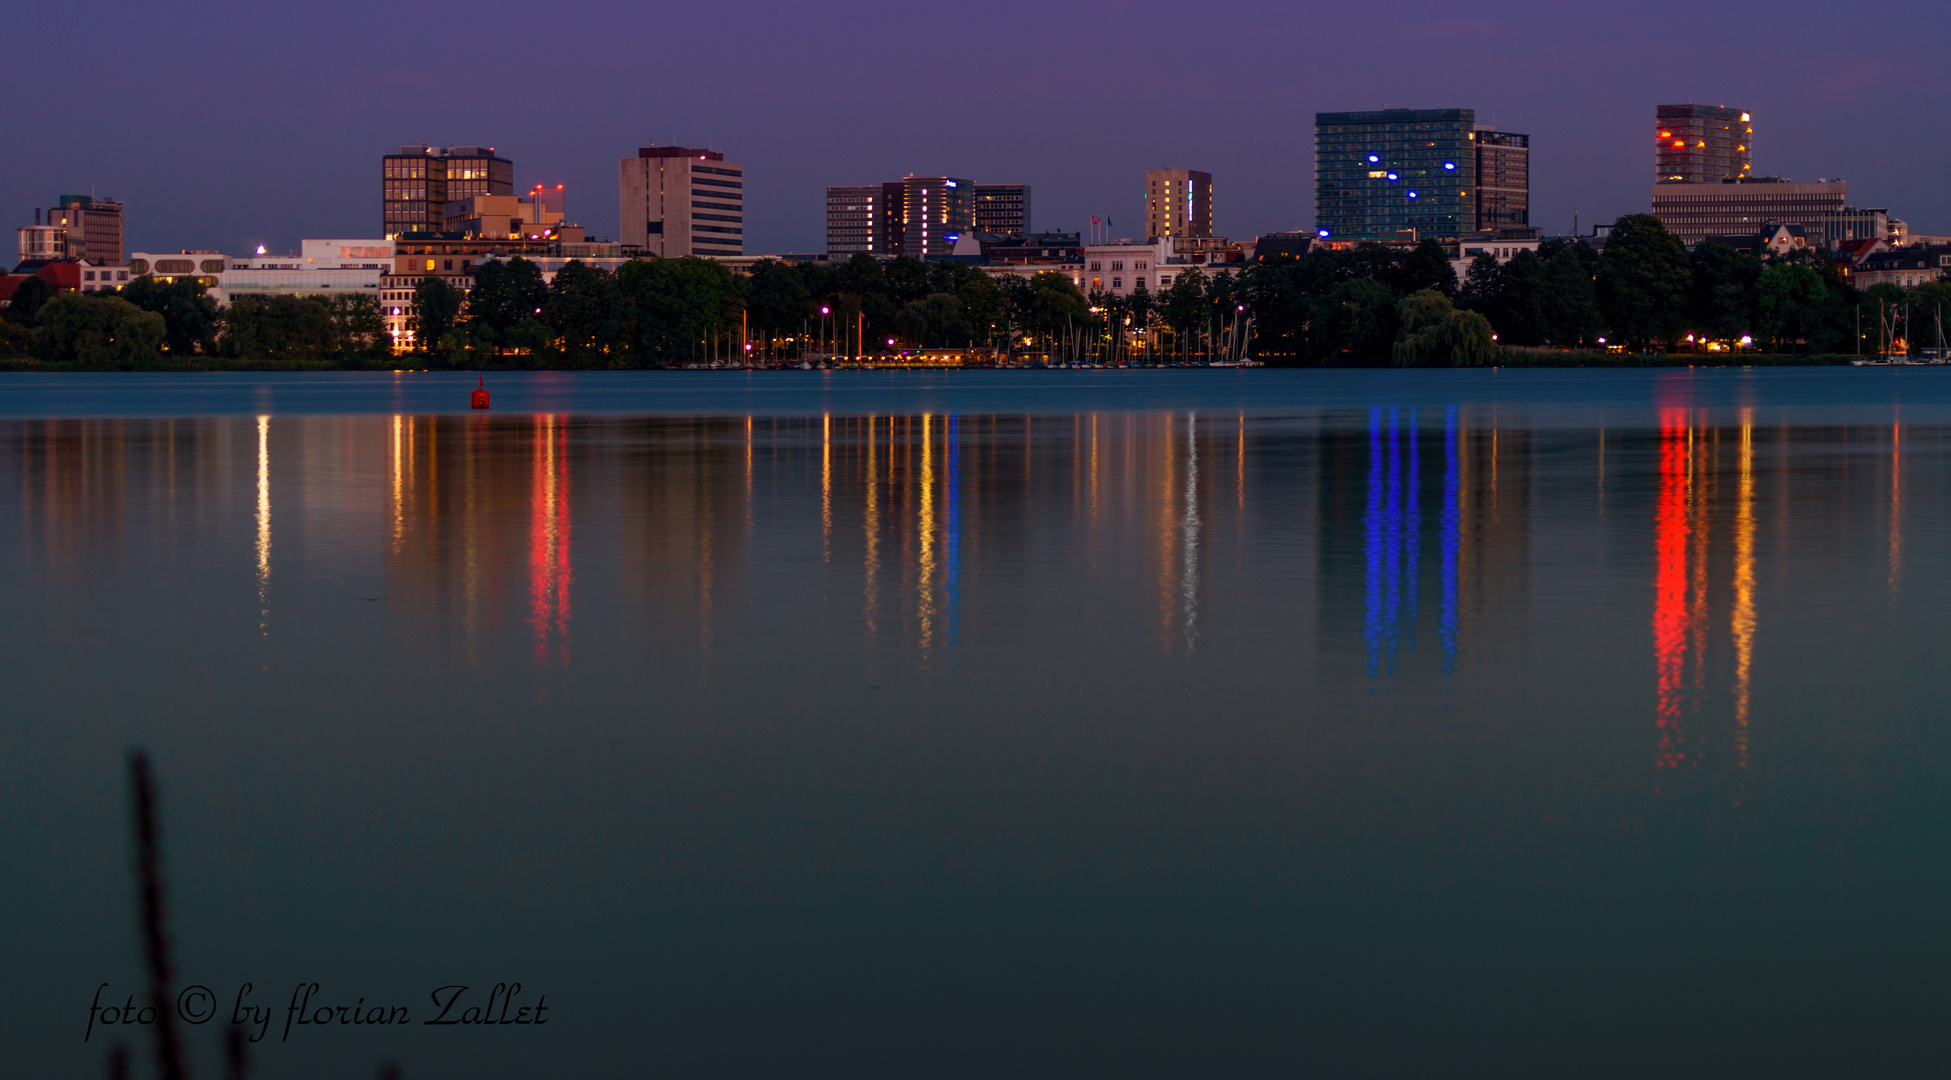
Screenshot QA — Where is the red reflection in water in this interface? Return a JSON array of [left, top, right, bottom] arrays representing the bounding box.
[[530, 416, 572, 666], [1653, 410, 1690, 769]]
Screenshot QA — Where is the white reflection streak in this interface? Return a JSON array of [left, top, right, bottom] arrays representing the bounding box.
[[1182, 411, 1199, 653], [255, 415, 271, 635]]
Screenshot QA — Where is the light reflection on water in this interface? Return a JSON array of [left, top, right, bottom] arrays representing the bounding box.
[[5, 389, 1951, 1076]]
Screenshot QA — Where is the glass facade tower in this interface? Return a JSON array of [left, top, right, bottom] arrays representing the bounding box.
[[1315, 109, 1478, 242]]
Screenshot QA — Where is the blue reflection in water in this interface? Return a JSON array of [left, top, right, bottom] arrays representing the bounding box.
[[1365, 410, 1384, 676], [1441, 407, 1459, 672], [1365, 408, 1431, 679]]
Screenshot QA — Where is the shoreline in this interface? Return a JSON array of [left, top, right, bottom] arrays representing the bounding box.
[[0, 352, 1872, 373]]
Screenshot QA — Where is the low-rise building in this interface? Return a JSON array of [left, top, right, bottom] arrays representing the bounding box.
[[1693, 223, 1810, 258], [1853, 247, 1950, 290], [444, 194, 583, 241], [1444, 227, 1543, 280], [380, 233, 558, 347], [2, 259, 130, 302], [131, 240, 393, 307]]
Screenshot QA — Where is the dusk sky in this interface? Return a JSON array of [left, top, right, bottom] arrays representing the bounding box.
[[8, 0, 1947, 257]]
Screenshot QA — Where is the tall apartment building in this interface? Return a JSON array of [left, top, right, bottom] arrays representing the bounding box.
[[620, 146, 745, 257], [826, 185, 883, 254], [1315, 109, 1481, 242], [381, 145, 512, 238], [1475, 131, 1529, 230], [27, 196, 126, 264], [1145, 170, 1213, 240], [1651, 178, 1847, 246], [1656, 105, 1751, 184], [973, 184, 1031, 237], [900, 177, 972, 258]]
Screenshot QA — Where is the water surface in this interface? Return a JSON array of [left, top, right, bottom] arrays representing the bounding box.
[[5, 370, 1950, 1077]]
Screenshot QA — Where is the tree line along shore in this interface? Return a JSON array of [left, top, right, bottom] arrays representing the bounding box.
[[1, 215, 1927, 370]]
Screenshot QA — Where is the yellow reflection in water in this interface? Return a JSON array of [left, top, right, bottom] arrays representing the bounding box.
[[1890, 419, 1902, 595], [1733, 414, 1755, 769], [1182, 412, 1200, 653], [864, 416, 880, 644]]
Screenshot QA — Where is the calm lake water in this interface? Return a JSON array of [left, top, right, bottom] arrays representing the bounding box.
[[5, 369, 1951, 1078]]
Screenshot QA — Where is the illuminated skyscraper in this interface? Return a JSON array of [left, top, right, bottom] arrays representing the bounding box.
[[1656, 105, 1752, 184]]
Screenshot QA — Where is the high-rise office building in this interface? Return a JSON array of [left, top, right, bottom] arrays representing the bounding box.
[[381, 145, 512, 238], [1145, 170, 1212, 240], [1656, 105, 1751, 184], [826, 185, 883, 254], [899, 177, 972, 258], [1315, 109, 1486, 242], [620, 146, 744, 257], [973, 184, 1031, 237], [1474, 131, 1529, 230]]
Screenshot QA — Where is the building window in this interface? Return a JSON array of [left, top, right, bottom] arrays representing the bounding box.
[[1112, 277, 1121, 289]]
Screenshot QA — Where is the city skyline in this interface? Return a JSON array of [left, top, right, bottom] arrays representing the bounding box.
[[3, 0, 1943, 257]]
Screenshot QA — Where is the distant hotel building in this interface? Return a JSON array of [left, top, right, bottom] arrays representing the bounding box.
[[1145, 170, 1213, 240], [382, 145, 512, 239], [1656, 105, 1751, 183], [620, 146, 744, 257], [826, 176, 1028, 256], [1315, 109, 1527, 242]]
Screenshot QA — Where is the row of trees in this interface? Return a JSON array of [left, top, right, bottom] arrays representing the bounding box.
[[1239, 214, 1909, 360], [1456, 214, 1865, 353], [409, 253, 1103, 367], [4, 275, 389, 364]]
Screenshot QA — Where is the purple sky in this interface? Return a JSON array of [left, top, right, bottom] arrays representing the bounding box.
[[8, 0, 1946, 257]]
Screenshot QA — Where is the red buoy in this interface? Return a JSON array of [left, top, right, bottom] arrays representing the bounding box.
[[470, 375, 490, 409]]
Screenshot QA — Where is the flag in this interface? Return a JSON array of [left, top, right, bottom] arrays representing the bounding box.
[[1091, 215, 1099, 226], [1106, 217, 1113, 228]]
